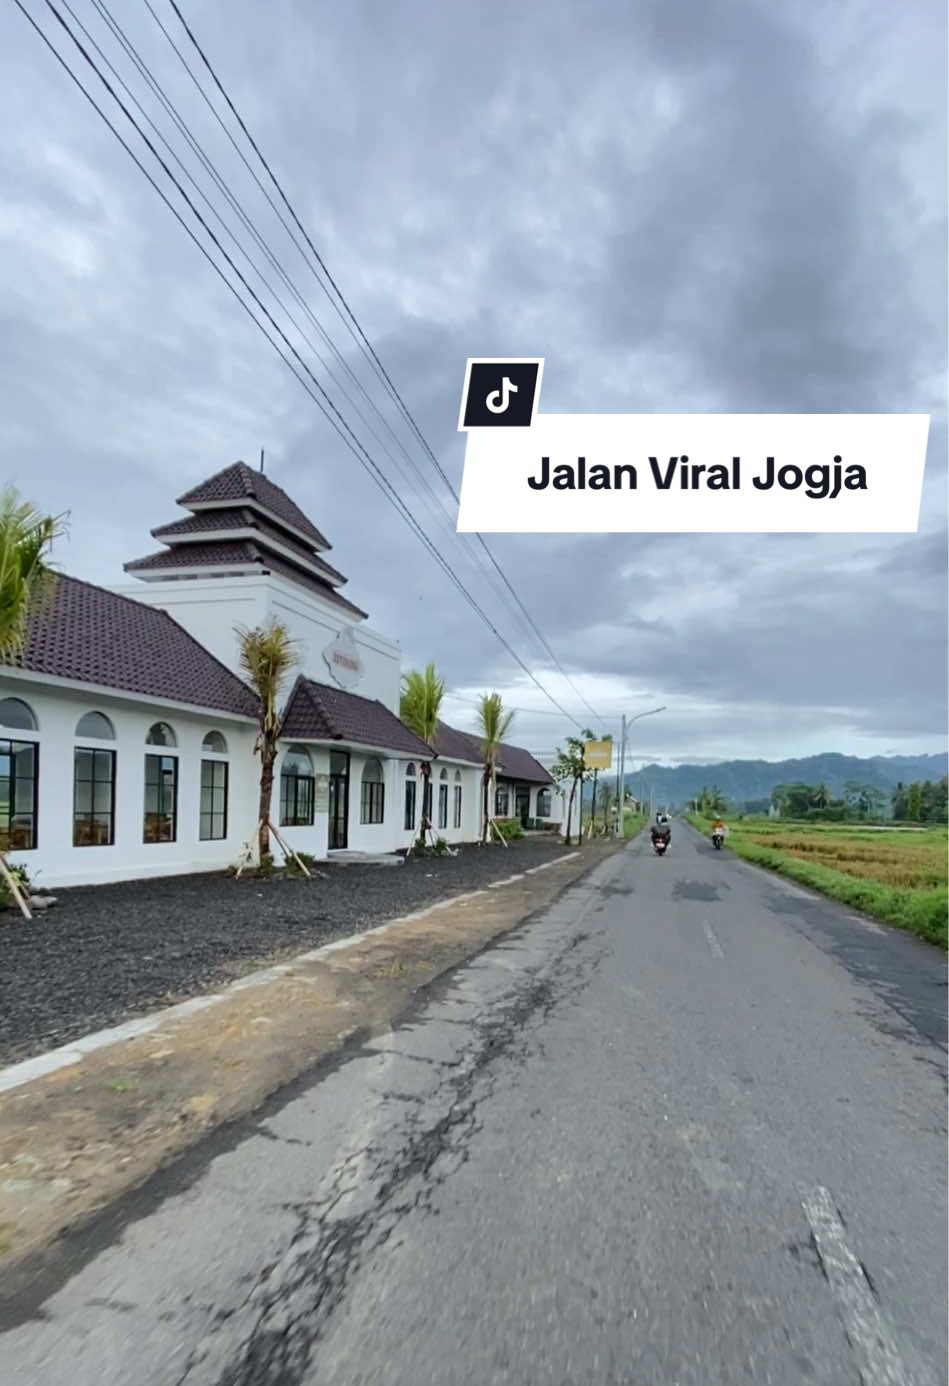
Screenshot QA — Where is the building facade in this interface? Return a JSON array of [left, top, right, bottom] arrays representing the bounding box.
[[0, 461, 559, 887]]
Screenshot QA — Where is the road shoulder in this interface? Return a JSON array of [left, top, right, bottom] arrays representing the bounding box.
[[0, 841, 619, 1283]]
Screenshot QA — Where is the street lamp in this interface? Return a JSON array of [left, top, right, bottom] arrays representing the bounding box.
[[614, 706, 666, 837]]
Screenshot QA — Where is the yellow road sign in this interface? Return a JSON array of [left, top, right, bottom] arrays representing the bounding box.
[[584, 739, 613, 770]]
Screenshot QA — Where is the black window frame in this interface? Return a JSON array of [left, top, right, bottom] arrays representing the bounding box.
[[144, 752, 179, 843], [404, 776, 417, 830], [281, 755, 315, 826], [495, 784, 510, 817], [437, 781, 449, 830], [73, 746, 116, 847], [360, 766, 385, 826], [536, 787, 552, 818], [0, 737, 38, 851], [453, 782, 462, 830], [200, 758, 229, 841]]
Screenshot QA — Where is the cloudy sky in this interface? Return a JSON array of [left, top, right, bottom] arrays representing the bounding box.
[[0, 0, 945, 768]]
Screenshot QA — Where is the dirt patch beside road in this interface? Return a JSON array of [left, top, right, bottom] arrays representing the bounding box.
[[0, 841, 619, 1287]]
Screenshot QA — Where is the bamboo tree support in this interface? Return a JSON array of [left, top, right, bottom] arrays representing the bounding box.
[[270, 823, 312, 877], [0, 852, 32, 920], [488, 816, 509, 848], [234, 820, 263, 879]]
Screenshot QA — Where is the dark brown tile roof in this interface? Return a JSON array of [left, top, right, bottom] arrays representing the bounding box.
[[281, 677, 432, 757], [434, 722, 553, 783], [124, 543, 368, 620], [434, 721, 483, 764], [8, 574, 259, 718], [126, 541, 259, 572], [150, 508, 348, 585], [497, 742, 553, 785], [177, 462, 330, 549]]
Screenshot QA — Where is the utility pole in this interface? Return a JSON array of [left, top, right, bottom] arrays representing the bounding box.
[[615, 714, 627, 839], [613, 705, 666, 838]]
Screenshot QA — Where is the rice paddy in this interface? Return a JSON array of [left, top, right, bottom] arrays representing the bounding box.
[[691, 817, 948, 948]]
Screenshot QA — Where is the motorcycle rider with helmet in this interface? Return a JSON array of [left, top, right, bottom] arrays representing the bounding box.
[[650, 811, 671, 849]]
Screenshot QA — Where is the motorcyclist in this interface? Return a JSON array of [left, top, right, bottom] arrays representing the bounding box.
[[650, 812, 671, 846], [711, 816, 727, 838]]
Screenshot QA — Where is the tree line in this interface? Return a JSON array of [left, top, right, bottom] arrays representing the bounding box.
[[690, 777, 948, 823]]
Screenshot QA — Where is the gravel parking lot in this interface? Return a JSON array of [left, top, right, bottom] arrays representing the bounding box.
[[0, 839, 571, 1064]]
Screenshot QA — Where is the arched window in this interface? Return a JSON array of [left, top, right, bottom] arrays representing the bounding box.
[[437, 765, 449, 831], [405, 762, 416, 777], [280, 744, 314, 826], [536, 787, 552, 819], [74, 712, 116, 847], [146, 721, 177, 747], [200, 732, 229, 841], [75, 711, 115, 739], [360, 757, 385, 825], [454, 769, 462, 781], [453, 771, 463, 830], [144, 722, 178, 842], [0, 697, 36, 731], [0, 699, 38, 851]]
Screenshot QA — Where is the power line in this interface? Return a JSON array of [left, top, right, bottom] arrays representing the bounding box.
[[18, 0, 587, 730], [78, 0, 512, 609], [157, 0, 601, 723], [107, 0, 598, 720]]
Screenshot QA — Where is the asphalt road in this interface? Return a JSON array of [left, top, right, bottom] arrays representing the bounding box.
[[3, 823, 947, 1385]]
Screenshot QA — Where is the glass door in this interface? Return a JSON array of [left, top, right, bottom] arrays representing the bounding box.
[[328, 750, 350, 849], [515, 786, 531, 827]]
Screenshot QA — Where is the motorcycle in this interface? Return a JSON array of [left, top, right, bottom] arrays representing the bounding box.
[[652, 833, 669, 856], [711, 830, 725, 850]]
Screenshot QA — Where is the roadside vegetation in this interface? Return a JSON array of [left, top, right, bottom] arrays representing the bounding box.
[[690, 814, 948, 949]]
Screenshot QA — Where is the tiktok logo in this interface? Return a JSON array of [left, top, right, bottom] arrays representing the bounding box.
[[459, 359, 543, 429], [486, 377, 518, 414]]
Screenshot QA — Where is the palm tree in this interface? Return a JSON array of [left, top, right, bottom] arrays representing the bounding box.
[[0, 488, 65, 918], [0, 485, 65, 660], [237, 620, 298, 862], [476, 691, 514, 844], [400, 663, 444, 846]]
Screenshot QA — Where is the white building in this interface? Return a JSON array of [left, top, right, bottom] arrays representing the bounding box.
[[0, 461, 557, 887]]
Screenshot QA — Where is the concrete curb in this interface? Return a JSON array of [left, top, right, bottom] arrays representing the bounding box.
[[0, 852, 581, 1097]]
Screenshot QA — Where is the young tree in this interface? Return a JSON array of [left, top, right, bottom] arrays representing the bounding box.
[[237, 620, 298, 862], [596, 778, 616, 833], [551, 735, 589, 846], [476, 691, 514, 844], [0, 485, 65, 660], [400, 663, 444, 847], [0, 488, 65, 918]]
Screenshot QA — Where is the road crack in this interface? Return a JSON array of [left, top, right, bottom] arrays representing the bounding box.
[[175, 927, 603, 1386]]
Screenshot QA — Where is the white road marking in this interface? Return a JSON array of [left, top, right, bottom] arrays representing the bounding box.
[[702, 922, 724, 959], [803, 1187, 919, 1386], [0, 852, 582, 1095], [849, 914, 887, 935]]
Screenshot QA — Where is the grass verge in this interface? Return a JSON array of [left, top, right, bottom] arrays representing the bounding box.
[[688, 815, 948, 949]]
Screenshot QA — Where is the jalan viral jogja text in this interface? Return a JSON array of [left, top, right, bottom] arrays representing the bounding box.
[[526, 455, 868, 499]]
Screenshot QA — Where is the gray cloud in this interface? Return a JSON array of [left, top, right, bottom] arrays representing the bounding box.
[[0, 0, 944, 765]]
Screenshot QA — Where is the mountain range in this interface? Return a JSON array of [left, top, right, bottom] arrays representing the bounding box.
[[597, 751, 949, 809]]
